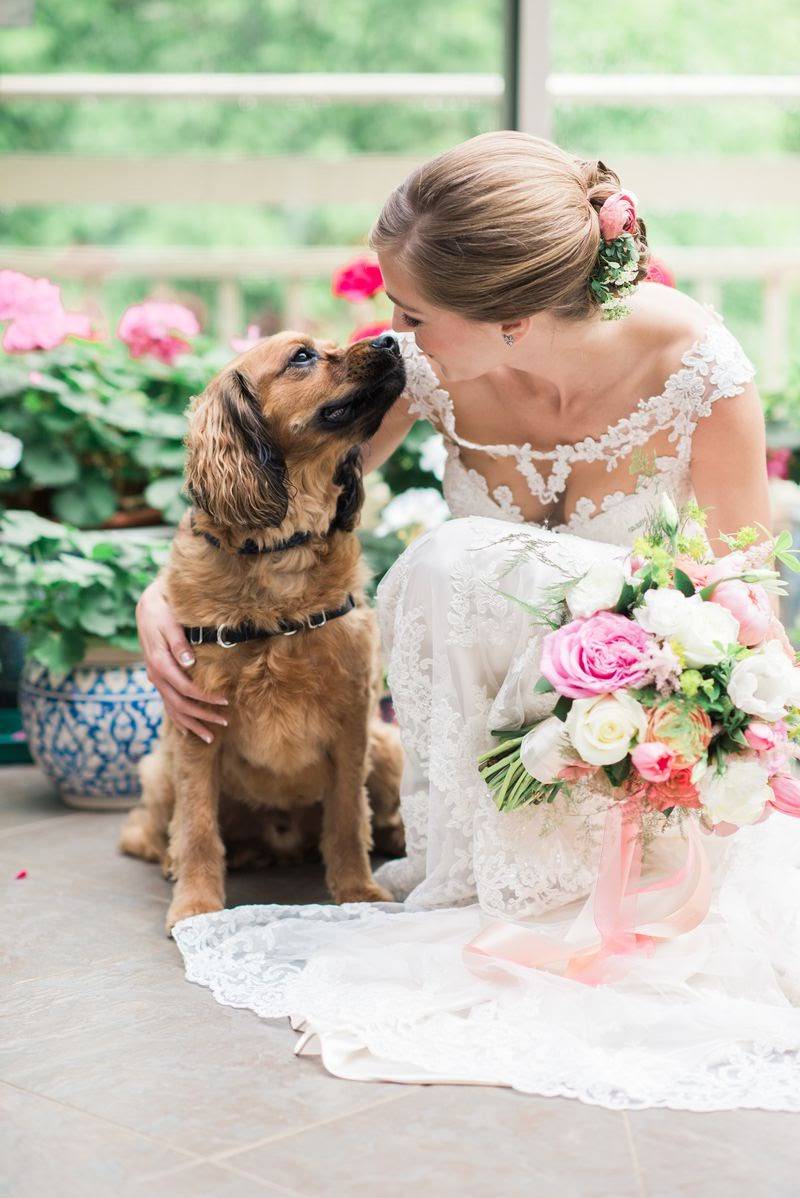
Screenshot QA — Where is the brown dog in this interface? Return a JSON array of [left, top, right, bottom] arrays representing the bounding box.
[[119, 330, 407, 932]]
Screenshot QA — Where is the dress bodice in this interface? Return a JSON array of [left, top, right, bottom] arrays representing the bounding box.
[[395, 309, 757, 547]]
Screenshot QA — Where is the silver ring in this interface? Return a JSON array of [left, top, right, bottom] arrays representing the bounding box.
[[307, 612, 327, 629], [216, 625, 236, 648], [282, 627, 298, 637]]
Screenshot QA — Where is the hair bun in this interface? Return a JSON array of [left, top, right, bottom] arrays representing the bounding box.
[[579, 158, 623, 211]]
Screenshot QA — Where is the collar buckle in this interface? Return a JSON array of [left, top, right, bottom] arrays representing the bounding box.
[[188, 626, 203, 646], [216, 625, 237, 648], [307, 611, 327, 630]]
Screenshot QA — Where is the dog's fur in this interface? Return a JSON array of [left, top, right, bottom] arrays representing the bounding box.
[[119, 331, 407, 932]]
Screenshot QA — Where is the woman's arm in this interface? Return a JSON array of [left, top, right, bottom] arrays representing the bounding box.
[[690, 380, 771, 554], [139, 390, 419, 741]]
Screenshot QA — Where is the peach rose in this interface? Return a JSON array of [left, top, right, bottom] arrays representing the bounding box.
[[645, 702, 713, 767]]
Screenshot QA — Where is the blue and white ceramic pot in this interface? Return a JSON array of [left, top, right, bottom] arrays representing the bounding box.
[[19, 643, 164, 811]]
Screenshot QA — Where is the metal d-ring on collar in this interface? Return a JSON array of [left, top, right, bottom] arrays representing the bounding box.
[[182, 594, 355, 648]]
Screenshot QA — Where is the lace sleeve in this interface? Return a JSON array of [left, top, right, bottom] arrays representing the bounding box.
[[396, 332, 449, 428], [668, 318, 758, 460]]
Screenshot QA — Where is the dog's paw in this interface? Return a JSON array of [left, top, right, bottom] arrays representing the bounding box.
[[333, 880, 393, 905], [166, 895, 224, 937]]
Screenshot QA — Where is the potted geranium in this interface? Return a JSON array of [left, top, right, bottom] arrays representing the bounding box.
[[0, 509, 168, 809]]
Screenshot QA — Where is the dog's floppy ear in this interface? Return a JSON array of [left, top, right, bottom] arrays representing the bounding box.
[[330, 447, 364, 532], [184, 369, 289, 530]]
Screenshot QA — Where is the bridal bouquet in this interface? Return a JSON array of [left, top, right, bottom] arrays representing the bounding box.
[[479, 496, 800, 834], [468, 498, 800, 985]]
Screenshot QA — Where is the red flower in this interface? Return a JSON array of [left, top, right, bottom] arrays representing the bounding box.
[[349, 320, 391, 344], [626, 767, 702, 813], [332, 257, 384, 302], [644, 257, 676, 288]]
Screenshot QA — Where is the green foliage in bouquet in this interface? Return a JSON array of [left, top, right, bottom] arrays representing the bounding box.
[[0, 509, 169, 676], [0, 338, 229, 527]]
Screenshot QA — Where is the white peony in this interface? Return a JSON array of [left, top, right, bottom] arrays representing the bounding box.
[[565, 560, 626, 618], [727, 640, 800, 721], [700, 759, 772, 827], [565, 690, 648, 766], [633, 587, 690, 638], [375, 488, 450, 538], [674, 595, 740, 667], [520, 716, 571, 783], [0, 430, 23, 471]]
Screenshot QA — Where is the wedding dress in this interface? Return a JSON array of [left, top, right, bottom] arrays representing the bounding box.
[[173, 308, 800, 1111]]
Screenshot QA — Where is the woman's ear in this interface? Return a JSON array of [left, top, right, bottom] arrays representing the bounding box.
[[330, 447, 364, 532], [184, 369, 289, 530]]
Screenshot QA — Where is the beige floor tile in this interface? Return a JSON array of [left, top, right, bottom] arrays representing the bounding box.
[[0, 764, 66, 834], [225, 1085, 641, 1198], [627, 1106, 800, 1196], [0, 1080, 195, 1197]]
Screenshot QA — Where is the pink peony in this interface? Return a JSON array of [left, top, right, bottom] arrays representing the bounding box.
[[0, 269, 92, 352], [349, 320, 392, 343], [332, 257, 384, 302], [540, 611, 651, 699], [117, 301, 199, 365], [644, 256, 676, 288], [768, 772, 800, 816], [631, 741, 676, 783], [673, 554, 711, 589], [597, 190, 639, 242], [709, 578, 771, 647], [767, 448, 792, 480], [230, 324, 261, 353]]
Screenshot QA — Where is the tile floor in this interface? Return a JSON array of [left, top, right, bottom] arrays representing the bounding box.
[[1, 764, 798, 1198]]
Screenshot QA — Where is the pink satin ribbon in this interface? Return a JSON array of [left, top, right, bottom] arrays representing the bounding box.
[[463, 797, 712, 987]]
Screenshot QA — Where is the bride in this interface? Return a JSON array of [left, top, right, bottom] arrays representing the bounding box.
[[136, 131, 800, 1110]]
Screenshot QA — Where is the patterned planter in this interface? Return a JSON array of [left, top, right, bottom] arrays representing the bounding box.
[[19, 644, 164, 811]]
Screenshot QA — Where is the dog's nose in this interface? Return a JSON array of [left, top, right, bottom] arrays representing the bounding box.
[[371, 333, 400, 356]]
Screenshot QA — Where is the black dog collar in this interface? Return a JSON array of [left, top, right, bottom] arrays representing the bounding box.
[[183, 593, 356, 648], [190, 511, 313, 556]]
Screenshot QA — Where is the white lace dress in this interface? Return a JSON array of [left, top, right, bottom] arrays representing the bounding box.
[[173, 310, 800, 1111]]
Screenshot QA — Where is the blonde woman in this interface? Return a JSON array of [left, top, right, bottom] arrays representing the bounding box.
[[142, 133, 800, 1109]]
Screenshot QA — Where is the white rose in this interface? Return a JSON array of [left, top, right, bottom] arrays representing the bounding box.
[[633, 587, 690, 638], [375, 488, 449, 538], [727, 640, 800, 721], [674, 595, 740, 667], [565, 561, 626, 618], [520, 716, 571, 783], [565, 690, 647, 766], [700, 759, 772, 827], [0, 430, 23, 471]]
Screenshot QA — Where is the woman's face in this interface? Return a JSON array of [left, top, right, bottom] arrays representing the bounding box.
[[378, 252, 510, 382]]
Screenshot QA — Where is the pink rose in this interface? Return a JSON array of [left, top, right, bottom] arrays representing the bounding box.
[[767, 448, 792, 480], [631, 741, 676, 783], [117, 301, 199, 365], [709, 579, 771, 647], [644, 256, 676, 288], [597, 190, 639, 242], [768, 772, 800, 816], [331, 258, 384, 302], [540, 611, 651, 699], [349, 320, 392, 343]]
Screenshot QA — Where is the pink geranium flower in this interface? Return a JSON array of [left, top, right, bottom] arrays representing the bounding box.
[[117, 301, 200, 365], [349, 320, 392, 343], [766, 448, 792, 479], [332, 257, 384, 302], [0, 269, 92, 352], [230, 324, 262, 353], [540, 611, 651, 698], [644, 256, 676, 288]]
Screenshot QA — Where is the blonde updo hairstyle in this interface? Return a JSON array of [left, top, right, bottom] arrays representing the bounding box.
[[368, 130, 650, 324]]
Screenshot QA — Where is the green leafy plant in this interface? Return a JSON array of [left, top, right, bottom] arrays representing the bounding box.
[[0, 509, 169, 676]]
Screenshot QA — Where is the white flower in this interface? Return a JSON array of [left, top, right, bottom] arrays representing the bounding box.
[[419, 433, 447, 481], [727, 640, 800, 721], [633, 587, 690, 638], [674, 595, 740, 667], [660, 492, 679, 533], [700, 759, 772, 827], [520, 716, 571, 783], [0, 430, 23, 470], [565, 560, 626, 618], [375, 488, 449, 538], [565, 690, 648, 766]]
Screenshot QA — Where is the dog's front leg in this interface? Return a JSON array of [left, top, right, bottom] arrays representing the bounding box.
[[165, 734, 226, 935], [322, 696, 393, 905]]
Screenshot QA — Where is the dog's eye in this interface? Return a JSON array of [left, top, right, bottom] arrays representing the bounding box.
[[289, 347, 317, 367]]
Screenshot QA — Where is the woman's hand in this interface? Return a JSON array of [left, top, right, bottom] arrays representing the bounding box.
[[137, 578, 229, 743]]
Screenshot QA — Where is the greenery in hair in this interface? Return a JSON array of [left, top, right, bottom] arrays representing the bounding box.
[[589, 231, 641, 321]]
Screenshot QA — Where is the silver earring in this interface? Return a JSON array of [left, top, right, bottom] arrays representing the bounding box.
[[503, 333, 515, 347]]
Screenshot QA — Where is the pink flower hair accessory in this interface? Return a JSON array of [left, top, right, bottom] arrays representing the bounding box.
[[598, 190, 640, 242]]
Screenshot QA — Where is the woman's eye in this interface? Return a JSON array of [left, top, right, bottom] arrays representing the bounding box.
[[401, 313, 421, 329]]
